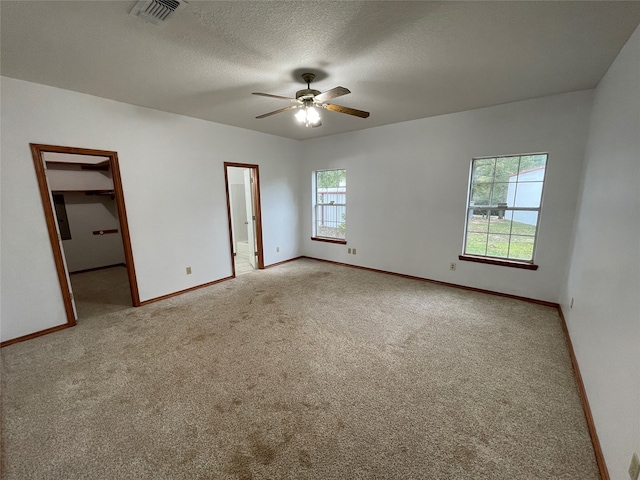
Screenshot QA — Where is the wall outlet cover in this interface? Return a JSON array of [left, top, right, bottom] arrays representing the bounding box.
[[348, 248, 352, 254], [186, 266, 192, 275], [352, 248, 356, 255]]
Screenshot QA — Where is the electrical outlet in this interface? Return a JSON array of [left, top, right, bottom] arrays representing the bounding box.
[[570, 297, 574, 309], [348, 248, 352, 254], [186, 267, 192, 275], [352, 248, 356, 255], [450, 262, 456, 271], [276, 247, 279, 252], [629, 452, 640, 480]]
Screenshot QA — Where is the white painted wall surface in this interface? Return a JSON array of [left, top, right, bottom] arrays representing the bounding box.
[[62, 193, 126, 272], [561, 26, 640, 479], [259, 154, 302, 264], [1, 77, 301, 342], [301, 90, 594, 303]]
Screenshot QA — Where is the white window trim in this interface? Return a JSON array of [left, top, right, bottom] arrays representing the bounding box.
[[312, 169, 347, 244], [460, 153, 548, 269]]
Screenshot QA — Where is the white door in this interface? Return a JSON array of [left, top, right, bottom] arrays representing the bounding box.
[[243, 169, 256, 269]]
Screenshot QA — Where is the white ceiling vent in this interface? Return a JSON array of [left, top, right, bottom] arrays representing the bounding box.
[[130, 0, 188, 26]]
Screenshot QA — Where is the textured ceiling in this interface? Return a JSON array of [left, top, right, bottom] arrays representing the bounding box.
[[2, 1, 640, 140]]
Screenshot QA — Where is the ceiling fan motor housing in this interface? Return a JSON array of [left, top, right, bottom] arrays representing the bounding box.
[[297, 72, 320, 100], [296, 88, 321, 100]]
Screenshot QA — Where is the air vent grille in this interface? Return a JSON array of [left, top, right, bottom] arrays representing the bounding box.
[[143, 0, 179, 21], [130, 0, 188, 26]]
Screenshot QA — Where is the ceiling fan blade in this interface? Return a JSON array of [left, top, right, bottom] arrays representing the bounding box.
[[255, 105, 298, 119], [314, 86, 350, 103], [324, 103, 370, 118], [252, 92, 299, 103]]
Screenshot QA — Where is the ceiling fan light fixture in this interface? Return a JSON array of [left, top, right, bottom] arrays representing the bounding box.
[[295, 106, 321, 127], [306, 107, 320, 124], [295, 108, 306, 123]]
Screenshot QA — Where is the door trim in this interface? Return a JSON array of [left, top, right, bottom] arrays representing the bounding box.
[[224, 162, 265, 275], [30, 144, 140, 329]]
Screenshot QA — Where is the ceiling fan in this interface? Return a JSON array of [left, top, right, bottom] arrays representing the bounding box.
[[252, 73, 370, 127]]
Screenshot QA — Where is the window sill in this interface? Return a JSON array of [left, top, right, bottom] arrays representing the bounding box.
[[311, 237, 347, 245], [458, 255, 538, 270]]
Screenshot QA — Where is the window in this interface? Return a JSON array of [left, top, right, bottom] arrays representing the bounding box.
[[313, 169, 346, 243], [462, 154, 547, 267]]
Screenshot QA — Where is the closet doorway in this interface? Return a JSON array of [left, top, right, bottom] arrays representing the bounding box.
[[224, 163, 264, 276], [31, 144, 140, 327]]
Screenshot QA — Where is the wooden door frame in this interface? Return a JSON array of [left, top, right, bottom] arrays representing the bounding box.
[[223, 162, 265, 276], [30, 144, 141, 330]]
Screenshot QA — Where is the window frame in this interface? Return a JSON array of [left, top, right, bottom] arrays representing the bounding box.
[[460, 153, 548, 270], [311, 169, 347, 245]]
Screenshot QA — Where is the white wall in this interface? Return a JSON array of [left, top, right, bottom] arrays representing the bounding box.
[[62, 192, 126, 272], [561, 26, 640, 479], [301, 90, 594, 303], [0, 77, 301, 342]]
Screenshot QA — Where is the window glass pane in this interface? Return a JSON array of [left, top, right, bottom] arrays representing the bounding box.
[[471, 158, 495, 184], [490, 182, 509, 207], [503, 209, 514, 223], [316, 169, 346, 188], [470, 184, 492, 205], [467, 209, 489, 233], [518, 155, 547, 171], [512, 181, 544, 208], [508, 235, 535, 261], [315, 205, 346, 239], [486, 234, 510, 257], [517, 168, 546, 182], [511, 211, 538, 234], [314, 169, 346, 239], [465, 231, 487, 256], [488, 213, 512, 234], [494, 156, 520, 183], [517, 155, 546, 182]]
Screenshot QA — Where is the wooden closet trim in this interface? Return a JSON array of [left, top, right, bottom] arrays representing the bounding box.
[[1, 144, 141, 346]]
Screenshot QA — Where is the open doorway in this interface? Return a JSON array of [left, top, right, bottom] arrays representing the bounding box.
[[31, 144, 140, 328], [224, 163, 264, 276]]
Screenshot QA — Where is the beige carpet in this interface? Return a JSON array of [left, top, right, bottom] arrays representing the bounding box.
[[70, 265, 132, 319], [1, 258, 598, 479]]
